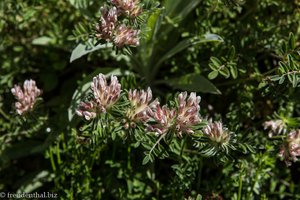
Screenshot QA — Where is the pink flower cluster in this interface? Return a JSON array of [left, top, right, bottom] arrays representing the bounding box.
[[95, 3, 140, 47], [95, 6, 118, 41], [126, 87, 158, 122], [76, 75, 202, 137], [147, 92, 202, 137], [11, 79, 42, 115], [147, 104, 177, 135], [114, 25, 140, 47], [203, 121, 230, 144], [279, 129, 300, 166], [176, 92, 201, 136], [111, 0, 142, 18], [76, 74, 121, 120]]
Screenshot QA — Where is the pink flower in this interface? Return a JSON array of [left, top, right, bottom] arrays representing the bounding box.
[[176, 92, 201, 136], [114, 25, 140, 47], [95, 6, 118, 41], [203, 122, 230, 144], [76, 74, 121, 120], [111, 0, 142, 18], [126, 87, 159, 122], [75, 101, 97, 120], [11, 79, 42, 115], [91, 74, 121, 113], [279, 130, 300, 166], [147, 104, 177, 135], [147, 92, 202, 137]]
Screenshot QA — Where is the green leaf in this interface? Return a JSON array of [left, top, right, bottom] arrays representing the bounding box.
[[151, 34, 223, 79], [228, 45, 236, 60], [292, 73, 297, 87], [32, 36, 54, 46], [142, 155, 151, 165], [204, 33, 224, 42], [167, 73, 221, 94], [70, 41, 113, 62], [270, 75, 281, 81], [209, 63, 218, 71], [288, 32, 296, 50], [279, 76, 285, 84], [219, 67, 230, 78], [229, 65, 238, 79], [281, 41, 288, 54], [68, 0, 92, 9], [196, 194, 202, 200], [288, 54, 295, 70], [208, 71, 219, 79], [210, 57, 222, 67]]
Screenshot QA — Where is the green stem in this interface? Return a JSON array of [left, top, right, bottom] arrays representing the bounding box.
[[149, 133, 166, 155], [183, 149, 203, 156], [179, 135, 187, 161], [196, 157, 203, 192], [49, 147, 56, 172], [238, 172, 243, 200], [127, 145, 131, 170], [217, 67, 278, 87], [0, 107, 10, 121], [56, 142, 62, 165]]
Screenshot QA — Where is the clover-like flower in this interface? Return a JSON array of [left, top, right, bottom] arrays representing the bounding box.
[[111, 0, 142, 18], [91, 74, 121, 113], [75, 101, 97, 120], [147, 104, 177, 135], [203, 122, 230, 145], [126, 87, 159, 122], [263, 119, 286, 137], [279, 129, 300, 166], [95, 6, 118, 41], [11, 79, 42, 115], [176, 92, 201, 136], [114, 24, 140, 47]]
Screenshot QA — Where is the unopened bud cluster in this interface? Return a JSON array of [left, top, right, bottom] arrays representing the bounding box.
[[11, 79, 42, 115], [95, 0, 142, 47]]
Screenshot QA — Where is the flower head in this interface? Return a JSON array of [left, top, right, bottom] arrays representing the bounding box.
[[91, 74, 121, 113], [111, 0, 142, 18], [279, 129, 300, 166], [75, 101, 97, 120], [11, 79, 42, 115], [263, 119, 286, 137], [176, 92, 201, 136], [127, 87, 159, 122], [147, 104, 177, 135], [114, 25, 140, 47], [203, 122, 230, 145], [95, 6, 118, 41]]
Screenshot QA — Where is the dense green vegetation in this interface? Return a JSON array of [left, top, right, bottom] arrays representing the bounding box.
[[1, 0, 300, 199]]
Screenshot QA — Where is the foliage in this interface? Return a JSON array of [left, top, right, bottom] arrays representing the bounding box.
[[1, 0, 300, 199]]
